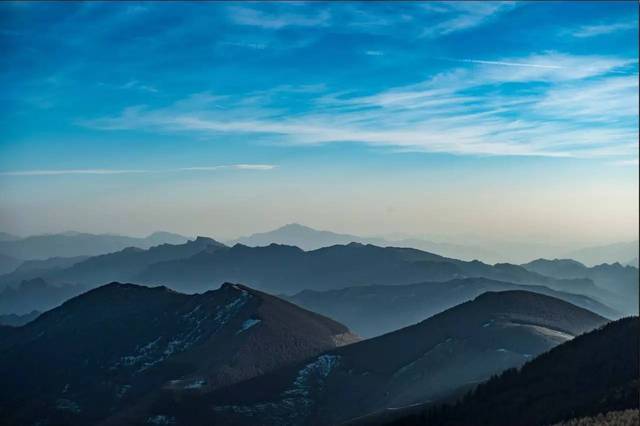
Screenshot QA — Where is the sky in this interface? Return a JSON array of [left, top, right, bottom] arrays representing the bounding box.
[[0, 1, 638, 245]]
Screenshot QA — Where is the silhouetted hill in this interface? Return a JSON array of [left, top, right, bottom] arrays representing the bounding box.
[[0, 255, 89, 289], [0, 282, 357, 426], [0, 310, 40, 326], [134, 243, 598, 297], [522, 258, 639, 315], [47, 236, 226, 285], [565, 241, 639, 267], [0, 231, 190, 260], [386, 316, 638, 426], [231, 224, 500, 262], [0, 232, 18, 241], [128, 291, 607, 426], [0, 253, 21, 275], [0, 278, 89, 315], [286, 278, 618, 337]]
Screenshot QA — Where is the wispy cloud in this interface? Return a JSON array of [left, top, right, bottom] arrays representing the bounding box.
[[81, 52, 638, 161], [0, 165, 277, 176], [227, 5, 330, 29], [0, 169, 149, 176], [421, 2, 517, 37], [442, 58, 563, 70], [571, 20, 637, 38], [121, 80, 158, 93]]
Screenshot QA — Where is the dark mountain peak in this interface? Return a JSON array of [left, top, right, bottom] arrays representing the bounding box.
[[278, 223, 315, 231], [0, 282, 358, 425], [121, 246, 145, 253], [192, 235, 222, 245], [219, 282, 252, 293]]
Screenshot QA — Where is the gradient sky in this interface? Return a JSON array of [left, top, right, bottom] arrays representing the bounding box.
[[0, 1, 638, 244]]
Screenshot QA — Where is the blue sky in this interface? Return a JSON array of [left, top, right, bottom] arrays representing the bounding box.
[[0, 1, 638, 243]]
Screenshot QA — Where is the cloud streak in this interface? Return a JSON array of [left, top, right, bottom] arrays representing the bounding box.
[[82, 52, 638, 162], [0, 165, 278, 176]]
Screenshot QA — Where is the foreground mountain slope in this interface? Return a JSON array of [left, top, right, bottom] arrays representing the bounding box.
[[387, 316, 639, 426], [127, 291, 608, 426], [286, 277, 618, 337], [0, 282, 357, 426]]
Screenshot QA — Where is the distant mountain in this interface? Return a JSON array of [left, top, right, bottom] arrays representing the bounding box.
[[1, 241, 623, 317], [43, 236, 226, 286], [386, 316, 638, 426], [0, 282, 358, 426], [0, 253, 22, 275], [232, 223, 374, 250], [522, 259, 639, 315], [135, 242, 598, 297], [286, 277, 618, 337], [0, 232, 19, 241], [564, 240, 639, 266], [232, 224, 500, 262], [0, 255, 89, 290], [0, 231, 190, 260], [130, 291, 607, 426], [0, 310, 40, 326], [0, 278, 89, 315]]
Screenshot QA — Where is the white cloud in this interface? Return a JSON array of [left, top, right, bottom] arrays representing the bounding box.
[[227, 6, 330, 29], [571, 20, 637, 38], [81, 52, 638, 162], [421, 2, 517, 37], [1, 165, 277, 177]]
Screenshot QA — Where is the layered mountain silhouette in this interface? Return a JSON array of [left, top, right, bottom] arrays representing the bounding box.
[[0, 282, 358, 426], [0, 253, 21, 275], [0, 310, 40, 326], [3, 239, 633, 316], [0, 278, 88, 315], [0, 231, 189, 260], [127, 291, 607, 426], [134, 242, 602, 297], [231, 223, 500, 262], [522, 258, 639, 315], [564, 240, 639, 266], [385, 316, 638, 426], [286, 277, 618, 337]]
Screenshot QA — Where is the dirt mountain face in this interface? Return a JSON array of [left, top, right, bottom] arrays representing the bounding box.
[[0, 282, 358, 426], [123, 290, 608, 426]]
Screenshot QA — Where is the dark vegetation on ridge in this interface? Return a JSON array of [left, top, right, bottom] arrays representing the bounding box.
[[385, 317, 639, 426]]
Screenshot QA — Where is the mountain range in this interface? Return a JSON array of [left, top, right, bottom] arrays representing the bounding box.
[[126, 290, 607, 426], [0, 282, 358, 426], [286, 277, 618, 337], [231, 224, 639, 265], [1, 237, 636, 318], [0, 231, 190, 261]]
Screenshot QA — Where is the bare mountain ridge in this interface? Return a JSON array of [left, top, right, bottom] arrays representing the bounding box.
[[0, 282, 358, 426], [127, 290, 608, 426]]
